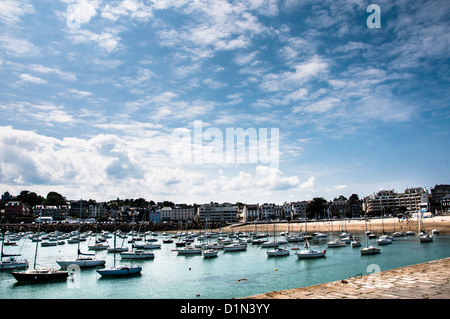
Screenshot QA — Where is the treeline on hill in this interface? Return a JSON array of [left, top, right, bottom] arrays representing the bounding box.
[[0, 190, 186, 212]]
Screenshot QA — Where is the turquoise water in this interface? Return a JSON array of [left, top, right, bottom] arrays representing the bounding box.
[[1, 232, 449, 299]]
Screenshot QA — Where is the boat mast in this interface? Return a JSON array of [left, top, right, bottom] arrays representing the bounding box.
[[33, 205, 43, 269], [77, 199, 82, 258]]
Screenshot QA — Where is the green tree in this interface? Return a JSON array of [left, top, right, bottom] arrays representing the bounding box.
[[306, 197, 328, 220], [45, 191, 66, 206], [17, 190, 45, 207]]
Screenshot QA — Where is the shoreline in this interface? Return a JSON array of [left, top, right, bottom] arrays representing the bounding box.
[[226, 215, 450, 235], [2, 215, 449, 236], [244, 257, 450, 299]]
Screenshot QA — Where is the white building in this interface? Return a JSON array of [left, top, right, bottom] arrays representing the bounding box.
[[291, 201, 308, 220], [363, 187, 429, 214], [242, 204, 259, 221], [197, 203, 238, 223], [171, 207, 195, 222], [160, 207, 172, 222]]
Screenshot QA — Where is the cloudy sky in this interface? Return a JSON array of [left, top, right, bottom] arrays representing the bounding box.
[[1, 0, 449, 204]]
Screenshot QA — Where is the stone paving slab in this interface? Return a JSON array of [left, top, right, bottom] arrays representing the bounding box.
[[245, 257, 450, 299]]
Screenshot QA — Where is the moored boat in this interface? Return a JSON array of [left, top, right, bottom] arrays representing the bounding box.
[[360, 246, 381, 255], [0, 257, 28, 270], [97, 265, 142, 277], [11, 268, 68, 282], [203, 248, 218, 258], [223, 243, 247, 251], [267, 247, 290, 257], [121, 250, 154, 259]]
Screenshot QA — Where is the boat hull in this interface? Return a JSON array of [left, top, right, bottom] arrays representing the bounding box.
[[11, 269, 68, 282], [120, 252, 154, 259], [176, 249, 202, 255], [296, 250, 326, 259], [97, 266, 142, 277], [267, 249, 290, 257], [360, 247, 381, 255], [0, 262, 28, 270], [203, 249, 218, 258], [57, 258, 106, 268], [223, 244, 247, 251]]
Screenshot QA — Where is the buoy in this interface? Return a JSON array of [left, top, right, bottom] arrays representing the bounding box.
[[275, 268, 277, 271]]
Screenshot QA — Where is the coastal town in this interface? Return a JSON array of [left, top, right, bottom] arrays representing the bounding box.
[[1, 184, 449, 225]]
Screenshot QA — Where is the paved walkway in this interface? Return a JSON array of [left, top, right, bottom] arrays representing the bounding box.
[[245, 257, 450, 299]]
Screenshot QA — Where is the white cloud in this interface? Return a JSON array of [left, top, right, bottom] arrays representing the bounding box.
[[298, 97, 341, 114], [64, 0, 100, 29], [0, 35, 39, 56], [101, 0, 153, 22], [18, 73, 47, 84], [68, 28, 121, 52], [260, 56, 328, 92], [28, 64, 77, 81], [0, 0, 34, 25]]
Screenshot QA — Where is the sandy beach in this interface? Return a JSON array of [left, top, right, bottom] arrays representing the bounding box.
[[225, 215, 450, 235]]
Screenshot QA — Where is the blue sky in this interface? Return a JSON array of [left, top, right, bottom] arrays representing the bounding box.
[[0, 0, 449, 204]]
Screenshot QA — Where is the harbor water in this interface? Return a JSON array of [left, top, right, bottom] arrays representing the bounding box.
[[1, 231, 449, 299]]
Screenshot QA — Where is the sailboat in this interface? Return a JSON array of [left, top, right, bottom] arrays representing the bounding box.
[[202, 216, 218, 258], [0, 229, 28, 270], [418, 209, 433, 243], [11, 208, 68, 282], [97, 219, 142, 277], [350, 219, 361, 247], [360, 219, 381, 255], [262, 222, 287, 247], [295, 214, 326, 258], [88, 224, 110, 250], [327, 219, 346, 247], [57, 200, 106, 268], [266, 222, 289, 257]]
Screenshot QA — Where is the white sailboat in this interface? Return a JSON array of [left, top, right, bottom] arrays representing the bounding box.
[[0, 228, 28, 270], [202, 248, 218, 258], [295, 215, 326, 258], [266, 222, 289, 257], [177, 245, 202, 255], [418, 209, 433, 243], [327, 220, 346, 247], [350, 219, 361, 247], [267, 247, 290, 257], [57, 200, 106, 268], [120, 249, 154, 259], [223, 242, 247, 251], [295, 239, 326, 258], [361, 219, 380, 255], [202, 217, 218, 258], [376, 235, 392, 245]]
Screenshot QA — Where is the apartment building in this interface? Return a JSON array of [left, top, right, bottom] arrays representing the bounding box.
[[171, 207, 195, 222], [431, 184, 450, 202], [363, 188, 429, 214], [291, 201, 308, 219], [197, 202, 238, 223], [242, 204, 260, 221]]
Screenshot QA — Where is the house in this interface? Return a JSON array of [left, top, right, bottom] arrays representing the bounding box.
[[242, 204, 259, 221], [441, 194, 450, 213], [4, 201, 25, 219]]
